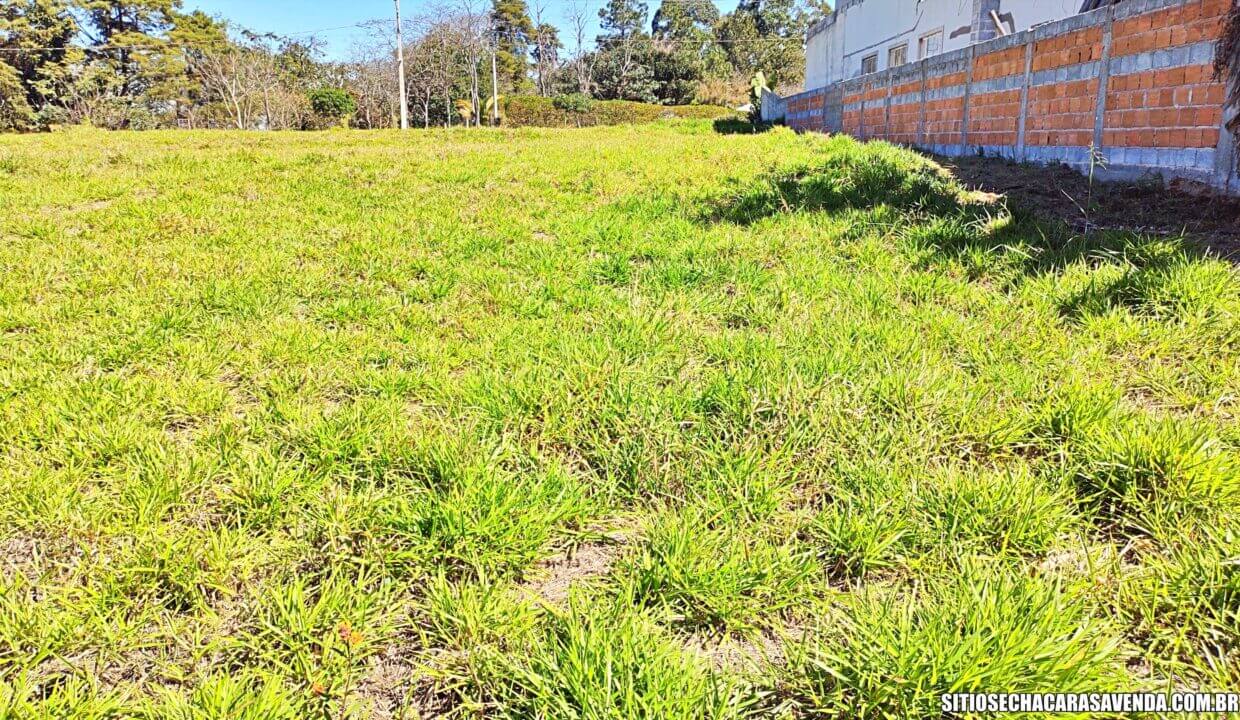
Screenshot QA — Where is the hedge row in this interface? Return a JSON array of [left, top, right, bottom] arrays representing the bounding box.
[[502, 95, 737, 128]]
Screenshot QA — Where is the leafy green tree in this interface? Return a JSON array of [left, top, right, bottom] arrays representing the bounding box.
[[651, 0, 717, 41], [491, 0, 534, 93], [649, 0, 727, 104], [593, 0, 656, 101], [716, 0, 808, 88], [273, 36, 326, 93], [0, 0, 80, 117], [0, 59, 37, 130], [76, 0, 181, 98], [650, 46, 700, 105], [307, 86, 354, 126], [591, 40, 657, 102]]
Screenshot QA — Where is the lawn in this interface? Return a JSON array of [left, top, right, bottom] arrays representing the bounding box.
[[0, 122, 1237, 718]]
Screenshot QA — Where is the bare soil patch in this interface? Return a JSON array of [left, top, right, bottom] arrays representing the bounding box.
[[938, 154, 1240, 259], [523, 534, 629, 606], [683, 626, 802, 673]]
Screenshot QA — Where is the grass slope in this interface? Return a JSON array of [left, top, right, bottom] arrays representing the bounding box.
[[0, 122, 1237, 718]]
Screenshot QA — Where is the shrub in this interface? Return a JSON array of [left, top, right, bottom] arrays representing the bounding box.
[[88, 98, 163, 131], [695, 75, 748, 108], [748, 71, 768, 126], [502, 95, 736, 128], [551, 93, 593, 114], [35, 104, 70, 129], [124, 105, 161, 132], [307, 88, 356, 127], [710, 135, 968, 224]]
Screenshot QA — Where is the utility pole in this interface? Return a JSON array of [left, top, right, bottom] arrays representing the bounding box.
[[490, 25, 500, 126], [394, 0, 409, 130]]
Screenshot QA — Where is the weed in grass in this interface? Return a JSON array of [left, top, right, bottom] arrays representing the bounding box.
[[780, 563, 1130, 718], [802, 492, 911, 583], [373, 457, 596, 579], [1115, 521, 1240, 686], [418, 574, 538, 651], [234, 569, 397, 711], [1029, 381, 1121, 448], [913, 466, 1079, 557], [475, 596, 750, 719], [617, 506, 818, 633], [1070, 417, 1236, 534], [1, 672, 127, 720], [151, 671, 301, 720]]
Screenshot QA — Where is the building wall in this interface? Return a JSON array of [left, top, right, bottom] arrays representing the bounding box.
[[805, 0, 1097, 90], [776, 0, 1236, 192]]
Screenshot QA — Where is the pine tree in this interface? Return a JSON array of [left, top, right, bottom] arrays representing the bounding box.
[[76, 0, 181, 98], [0, 0, 81, 116], [160, 10, 228, 119], [592, 0, 656, 101], [651, 0, 717, 42], [491, 0, 534, 93], [597, 0, 647, 45], [716, 0, 808, 88]]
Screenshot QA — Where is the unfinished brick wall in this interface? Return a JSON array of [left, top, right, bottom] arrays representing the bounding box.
[[777, 0, 1237, 191]]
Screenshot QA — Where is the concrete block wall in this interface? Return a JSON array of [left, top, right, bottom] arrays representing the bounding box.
[[777, 0, 1238, 192]]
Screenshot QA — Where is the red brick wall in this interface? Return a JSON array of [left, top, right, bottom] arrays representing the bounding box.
[[923, 97, 966, 146], [782, 0, 1233, 188], [1025, 79, 1098, 147], [1031, 27, 1104, 71], [969, 89, 1022, 146], [1112, 0, 1228, 55], [973, 46, 1025, 81], [1103, 68, 1222, 148]]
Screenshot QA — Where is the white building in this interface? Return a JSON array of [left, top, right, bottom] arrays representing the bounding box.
[[804, 0, 1093, 90]]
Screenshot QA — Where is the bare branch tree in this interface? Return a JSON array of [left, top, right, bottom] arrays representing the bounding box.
[[530, 0, 560, 96], [192, 44, 276, 129], [565, 0, 594, 95]]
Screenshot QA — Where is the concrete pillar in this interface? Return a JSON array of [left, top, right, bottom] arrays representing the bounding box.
[[1016, 37, 1034, 161], [884, 74, 893, 139], [961, 46, 977, 150], [972, 0, 1002, 42], [916, 62, 928, 148], [1092, 7, 1116, 152]]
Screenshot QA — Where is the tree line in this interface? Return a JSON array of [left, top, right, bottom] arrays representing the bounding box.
[[0, 0, 824, 131]]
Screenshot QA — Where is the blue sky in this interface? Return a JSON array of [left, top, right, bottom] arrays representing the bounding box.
[[181, 0, 737, 60]]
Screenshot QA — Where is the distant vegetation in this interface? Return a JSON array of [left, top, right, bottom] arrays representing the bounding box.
[[0, 0, 820, 132], [1, 121, 1236, 716], [505, 95, 735, 127]]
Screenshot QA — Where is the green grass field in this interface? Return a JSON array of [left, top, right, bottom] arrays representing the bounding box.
[[1, 122, 1237, 718]]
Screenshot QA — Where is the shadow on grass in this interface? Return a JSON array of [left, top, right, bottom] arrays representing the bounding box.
[[711, 117, 770, 135], [702, 137, 985, 225], [700, 136, 1227, 320], [911, 207, 1220, 319]]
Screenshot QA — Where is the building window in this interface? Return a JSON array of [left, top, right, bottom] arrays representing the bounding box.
[[861, 54, 878, 75], [918, 29, 943, 59], [888, 44, 908, 68]]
